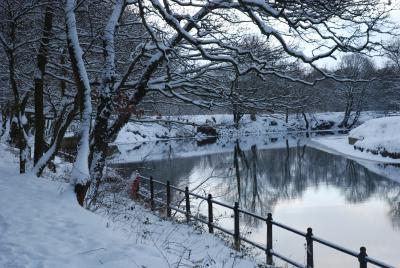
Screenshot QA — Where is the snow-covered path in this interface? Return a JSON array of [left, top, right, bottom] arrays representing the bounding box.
[[0, 171, 168, 267], [0, 145, 258, 268]]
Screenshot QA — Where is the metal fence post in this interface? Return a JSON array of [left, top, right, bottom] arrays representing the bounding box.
[[306, 227, 314, 268], [185, 186, 191, 223], [234, 202, 240, 251], [207, 194, 214, 233], [266, 213, 273, 265], [166, 181, 171, 217], [358, 247, 368, 268], [150, 176, 155, 211]]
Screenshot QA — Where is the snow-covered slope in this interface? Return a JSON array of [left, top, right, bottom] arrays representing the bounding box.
[[349, 116, 400, 158], [0, 145, 258, 268]]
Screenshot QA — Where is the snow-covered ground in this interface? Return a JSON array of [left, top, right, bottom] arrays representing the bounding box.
[[0, 144, 260, 268], [310, 135, 400, 164], [2, 112, 399, 268], [310, 116, 400, 184], [115, 111, 391, 144], [349, 116, 400, 158], [310, 136, 400, 183], [310, 116, 400, 164]]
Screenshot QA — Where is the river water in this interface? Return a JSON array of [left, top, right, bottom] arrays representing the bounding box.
[[112, 135, 400, 268]]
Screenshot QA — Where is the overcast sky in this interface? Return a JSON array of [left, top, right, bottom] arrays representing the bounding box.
[[314, 2, 400, 70]]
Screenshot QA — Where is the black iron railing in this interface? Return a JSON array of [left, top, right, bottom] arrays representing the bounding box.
[[133, 174, 396, 268]]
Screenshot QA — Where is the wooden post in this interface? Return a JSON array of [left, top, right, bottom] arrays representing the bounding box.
[[233, 202, 240, 251], [185, 186, 190, 223], [207, 194, 214, 233], [306, 227, 314, 268], [266, 213, 273, 265], [150, 176, 154, 211], [166, 181, 171, 217], [358, 247, 368, 268]]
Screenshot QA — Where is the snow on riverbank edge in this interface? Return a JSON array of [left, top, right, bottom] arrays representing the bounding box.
[[0, 144, 260, 268], [309, 136, 400, 183], [309, 136, 400, 164], [349, 116, 400, 159], [115, 111, 389, 144]]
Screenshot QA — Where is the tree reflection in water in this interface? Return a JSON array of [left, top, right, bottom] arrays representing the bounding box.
[[114, 138, 400, 230]]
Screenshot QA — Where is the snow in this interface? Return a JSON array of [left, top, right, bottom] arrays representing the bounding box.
[[310, 135, 400, 164], [310, 134, 400, 183], [0, 117, 11, 142], [311, 116, 400, 178], [0, 144, 259, 268], [113, 133, 304, 163], [66, 0, 93, 184], [349, 116, 400, 157], [115, 111, 388, 144]]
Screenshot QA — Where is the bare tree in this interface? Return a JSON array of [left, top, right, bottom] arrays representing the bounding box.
[[33, 4, 53, 165], [0, 0, 395, 205], [85, 0, 394, 204], [335, 54, 376, 128], [0, 0, 43, 173]]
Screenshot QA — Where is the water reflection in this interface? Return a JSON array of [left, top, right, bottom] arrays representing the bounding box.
[[112, 138, 400, 267]]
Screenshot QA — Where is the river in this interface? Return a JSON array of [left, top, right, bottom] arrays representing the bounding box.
[[112, 134, 400, 268]]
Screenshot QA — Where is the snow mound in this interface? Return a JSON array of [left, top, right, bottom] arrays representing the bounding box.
[[349, 116, 400, 159]]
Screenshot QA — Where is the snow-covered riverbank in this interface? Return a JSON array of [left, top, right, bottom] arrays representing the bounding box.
[[0, 144, 259, 268], [115, 111, 393, 144], [310, 135, 400, 183], [350, 116, 400, 159], [310, 135, 400, 164], [309, 116, 400, 183]]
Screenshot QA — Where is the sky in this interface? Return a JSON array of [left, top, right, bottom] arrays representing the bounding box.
[[314, 2, 400, 70], [146, 0, 400, 70]]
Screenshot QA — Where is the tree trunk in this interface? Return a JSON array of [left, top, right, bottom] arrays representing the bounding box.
[[32, 103, 78, 177], [285, 108, 289, 123], [66, 0, 93, 205], [0, 105, 10, 140], [302, 112, 309, 130], [234, 141, 241, 201], [34, 5, 53, 165], [233, 108, 242, 129], [8, 43, 29, 173], [339, 89, 354, 128], [75, 182, 91, 206], [89, 0, 125, 183]]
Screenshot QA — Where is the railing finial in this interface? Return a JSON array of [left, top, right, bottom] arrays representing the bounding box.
[[359, 246, 368, 268], [306, 227, 313, 268]]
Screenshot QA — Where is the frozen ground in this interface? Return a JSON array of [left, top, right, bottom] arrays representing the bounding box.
[[115, 111, 392, 144], [0, 144, 260, 268]]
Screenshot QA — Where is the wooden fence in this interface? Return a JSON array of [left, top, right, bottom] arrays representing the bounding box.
[[134, 174, 396, 268]]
